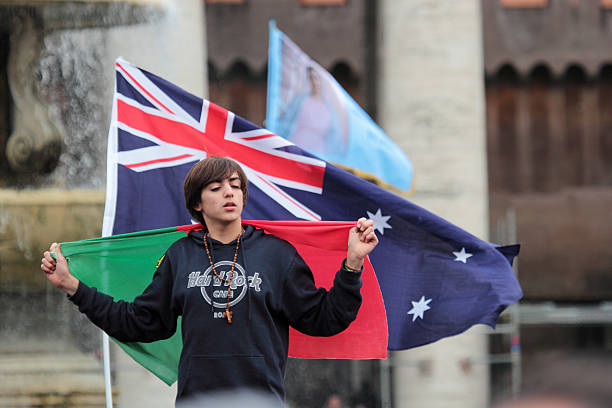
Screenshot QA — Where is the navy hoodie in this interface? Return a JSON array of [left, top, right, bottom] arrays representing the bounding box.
[[68, 225, 363, 402]]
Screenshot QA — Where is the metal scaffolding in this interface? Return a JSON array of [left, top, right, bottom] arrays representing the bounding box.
[[490, 209, 522, 398]]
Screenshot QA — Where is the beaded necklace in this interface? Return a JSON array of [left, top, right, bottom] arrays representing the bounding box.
[[203, 231, 241, 324]]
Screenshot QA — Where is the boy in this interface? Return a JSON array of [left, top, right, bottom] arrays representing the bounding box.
[[41, 156, 378, 403]]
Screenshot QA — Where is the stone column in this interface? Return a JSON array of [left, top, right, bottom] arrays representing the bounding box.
[[104, 1, 208, 99], [377, 1, 490, 407]]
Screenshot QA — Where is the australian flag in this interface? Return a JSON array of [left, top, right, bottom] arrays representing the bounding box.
[[103, 58, 522, 351]]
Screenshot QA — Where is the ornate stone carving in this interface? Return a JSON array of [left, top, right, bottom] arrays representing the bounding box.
[[2, 2, 162, 176], [6, 12, 62, 173]]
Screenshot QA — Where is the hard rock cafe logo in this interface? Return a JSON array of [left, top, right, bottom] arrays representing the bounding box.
[[187, 261, 262, 318]]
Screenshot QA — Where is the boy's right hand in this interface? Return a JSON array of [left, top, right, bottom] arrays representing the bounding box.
[[41, 243, 79, 296]]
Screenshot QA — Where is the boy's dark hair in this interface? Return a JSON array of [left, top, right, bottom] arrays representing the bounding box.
[[184, 156, 249, 225]]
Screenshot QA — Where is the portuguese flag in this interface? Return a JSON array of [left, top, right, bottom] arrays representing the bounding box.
[[56, 220, 387, 385]]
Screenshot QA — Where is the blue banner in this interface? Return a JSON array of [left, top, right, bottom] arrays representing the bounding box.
[[266, 20, 414, 192]]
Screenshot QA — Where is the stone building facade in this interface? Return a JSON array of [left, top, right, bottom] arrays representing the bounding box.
[[205, 0, 372, 129], [483, 0, 612, 301], [482, 0, 612, 400]]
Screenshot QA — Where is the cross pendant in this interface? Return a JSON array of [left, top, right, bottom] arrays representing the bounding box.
[[225, 310, 233, 324]]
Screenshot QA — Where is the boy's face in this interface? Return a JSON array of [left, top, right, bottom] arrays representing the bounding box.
[[194, 172, 244, 225]]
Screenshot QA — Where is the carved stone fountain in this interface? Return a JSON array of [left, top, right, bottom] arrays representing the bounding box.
[[0, 1, 206, 406], [1, 1, 161, 178]]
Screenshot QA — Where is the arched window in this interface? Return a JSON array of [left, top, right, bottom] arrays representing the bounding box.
[[598, 64, 612, 184], [528, 64, 552, 192], [487, 63, 521, 193], [563, 64, 588, 186], [330, 61, 361, 106]]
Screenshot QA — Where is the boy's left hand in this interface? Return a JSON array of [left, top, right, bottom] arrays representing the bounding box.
[[346, 217, 379, 270]]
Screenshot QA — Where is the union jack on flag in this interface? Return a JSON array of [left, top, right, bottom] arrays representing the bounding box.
[[102, 59, 522, 379], [104, 59, 327, 236]]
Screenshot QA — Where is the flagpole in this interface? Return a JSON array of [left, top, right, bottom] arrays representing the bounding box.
[[380, 355, 391, 408], [102, 331, 113, 408], [102, 61, 118, 408]]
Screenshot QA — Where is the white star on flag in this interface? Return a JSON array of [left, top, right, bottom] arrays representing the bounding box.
[[366, 208, 392, 235], [453, 247, 473, 264], [407, 296, 432, 322]]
